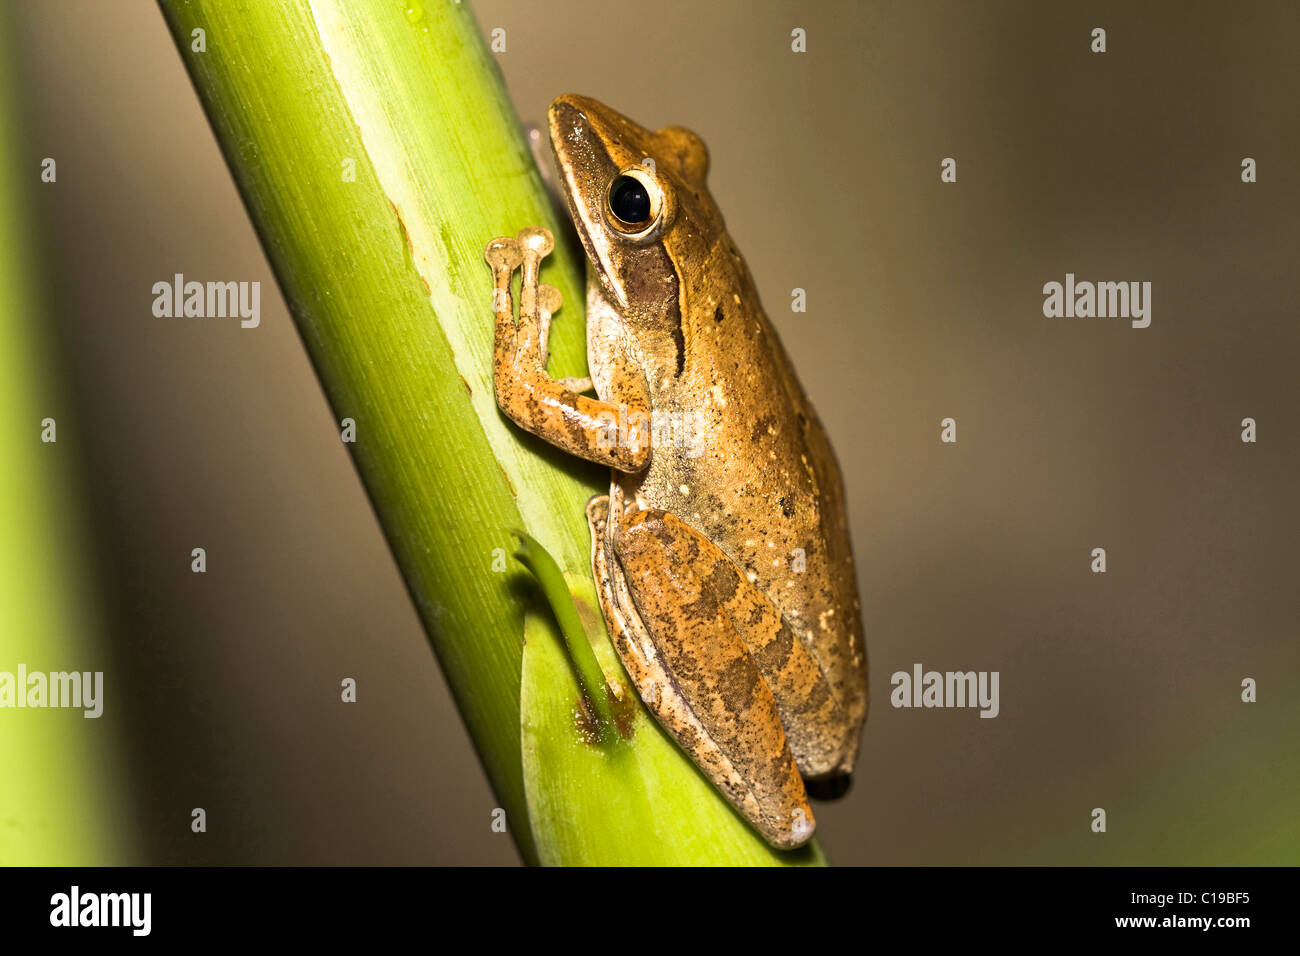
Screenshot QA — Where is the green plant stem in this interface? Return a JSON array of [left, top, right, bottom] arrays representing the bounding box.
[[158, 0, 822, 865]]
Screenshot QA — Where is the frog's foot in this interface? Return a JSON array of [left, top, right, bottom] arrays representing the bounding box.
[[484, 231, 650, 472], [485, 226, 562, 367], [586, 496, 817, 850]]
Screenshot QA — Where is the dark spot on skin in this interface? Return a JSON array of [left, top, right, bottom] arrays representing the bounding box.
[[753, 622, 794, 672], [779, 494, 795, 518], [798, 676, 835, 718], [681, 578, 720, 624], [717, 655, 761, 713], [766, 744, 791, 785], [665, 522, 701, 563], [713, 305, 724, 323], [702, 562, 738, 604], [751, 416, 773, 443], [559, 405, 592, 454]]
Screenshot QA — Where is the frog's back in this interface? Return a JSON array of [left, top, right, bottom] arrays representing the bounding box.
[[623, 244, 868, 773]]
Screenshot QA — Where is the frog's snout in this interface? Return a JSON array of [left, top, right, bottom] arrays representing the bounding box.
[[548, 92, 595, 126], [546, 94, 592, 147]]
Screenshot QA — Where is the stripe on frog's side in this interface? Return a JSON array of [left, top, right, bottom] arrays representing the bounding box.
[[622, 242, 683, 380], [668, 303, 686, 377], [656, 243, 686, 379]]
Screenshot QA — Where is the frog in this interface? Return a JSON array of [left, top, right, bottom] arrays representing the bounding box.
[[484, 94, 868, 849]]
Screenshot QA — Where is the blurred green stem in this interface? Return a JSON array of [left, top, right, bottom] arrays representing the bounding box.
[[0, 10, 131, 864]]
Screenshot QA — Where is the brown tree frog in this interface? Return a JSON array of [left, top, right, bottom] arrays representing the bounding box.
[[485, 95, 868, 849]]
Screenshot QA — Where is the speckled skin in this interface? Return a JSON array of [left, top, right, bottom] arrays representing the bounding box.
[[486, 95, 868, 849]]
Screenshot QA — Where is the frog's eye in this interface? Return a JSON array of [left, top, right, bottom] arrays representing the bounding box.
[[606, 167, 663, 238], [609, 176, 651, 224]]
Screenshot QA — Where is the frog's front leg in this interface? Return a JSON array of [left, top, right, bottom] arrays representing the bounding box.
[[586, 495, 818, 849], [485, 227, 650, 471]]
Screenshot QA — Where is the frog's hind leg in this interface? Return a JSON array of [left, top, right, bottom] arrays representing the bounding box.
[[585, 495, 815, 849]]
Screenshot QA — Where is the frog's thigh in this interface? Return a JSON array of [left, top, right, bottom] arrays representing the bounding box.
[[688, 533, 853, 781], [588, 499, 814, 849], [586, 497, 774, 835]]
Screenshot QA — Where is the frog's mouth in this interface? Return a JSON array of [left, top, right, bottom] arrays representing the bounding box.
[[547, 94, 643, 309]]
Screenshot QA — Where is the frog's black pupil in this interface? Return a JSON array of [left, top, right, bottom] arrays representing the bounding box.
[[609, 176, 652, 225]]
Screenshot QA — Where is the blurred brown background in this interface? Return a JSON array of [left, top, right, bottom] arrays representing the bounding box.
[[9, 0, 1297, 864]]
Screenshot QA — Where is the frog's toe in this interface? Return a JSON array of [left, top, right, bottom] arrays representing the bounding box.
[[484, 236, 522, 272], [536, 283, 562, 320], [788, 809, 816, 848], [516, 225, 554, 258], [585, 494, 610, 532]]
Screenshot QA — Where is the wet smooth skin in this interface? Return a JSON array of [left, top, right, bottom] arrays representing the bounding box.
[[485, 95, 868, 849]]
